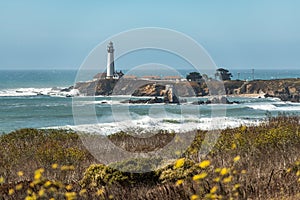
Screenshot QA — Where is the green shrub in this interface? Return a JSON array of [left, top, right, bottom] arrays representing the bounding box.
[[80, 158, 163, 188], [80, 164, 130, 188]]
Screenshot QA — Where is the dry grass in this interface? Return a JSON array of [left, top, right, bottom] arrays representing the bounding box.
[[0, 115, 300, 199]]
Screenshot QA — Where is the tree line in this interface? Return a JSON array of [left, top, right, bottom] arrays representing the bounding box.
[[186, 68, 232, 82]]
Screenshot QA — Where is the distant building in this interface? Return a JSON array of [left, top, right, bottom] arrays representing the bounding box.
[[106, 41, 115, 79], [113, 70, 124, 79], [105, 41, 123, 80], [141, 75, 161, 80], [123, 75, 137, 79], [164, 76, 182, 81]]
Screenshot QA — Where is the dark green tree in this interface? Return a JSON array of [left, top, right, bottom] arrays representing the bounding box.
[[215, 68, 232, 81], [186, 72, 202, 82]]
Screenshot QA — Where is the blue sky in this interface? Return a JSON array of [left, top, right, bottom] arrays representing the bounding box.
[[0, 0, 299, 70]]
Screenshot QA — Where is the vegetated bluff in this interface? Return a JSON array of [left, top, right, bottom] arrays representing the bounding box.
[[75, 78, 300, 102]]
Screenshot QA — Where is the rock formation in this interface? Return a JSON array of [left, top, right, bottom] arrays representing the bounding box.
[[75, 78, 300, 102], [192, 96, 239, 105], [223, 79, 300, 102]]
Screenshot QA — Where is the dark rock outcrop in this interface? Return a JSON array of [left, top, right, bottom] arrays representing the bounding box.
[[121, 97, 164, 104], [60, 86, 74, 92], [192, 96, 239, 105], [209, 96, 231, 104]]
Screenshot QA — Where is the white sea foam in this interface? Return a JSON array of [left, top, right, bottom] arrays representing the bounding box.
[[46, 116, 261, 135], [275, 106, 300, 111], [0, 88, 51, 97], [0, 87, 80, 97], [247, 102, 300, 111], [247, 104, 278, 111]]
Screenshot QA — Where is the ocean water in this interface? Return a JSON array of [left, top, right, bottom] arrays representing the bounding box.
[[0, 69, 300, 134]]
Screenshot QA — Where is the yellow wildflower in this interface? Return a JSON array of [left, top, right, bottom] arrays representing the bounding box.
[[233, 156, 241, 162], [52, 163, 58, 169], [240, 125, 247, 132], [199, 160, 211, 169], [38, 188, 45, 197], [193, 172, 207, 181], [25, 196, 36, 200], [31, 193, 38, 199], [61, 165, 75, 171], [27, 189, 32, 194], [29, 182, 35, 188], [36, 168, 44, 173], [174, 158, 185, 169], [61, 165, 68, 170], [0, 176, 4, 184], [34, 168, 44, 180], [8, 188, 14, 195], [68, 165, 75, 170], [17, 171, 24, 177], [241, 170, 247, 174], [34, 173, 41, 180], [215, 168, 221, 173], [16, 183, 23, 190], [233, 184, 241, 191], [213, 177, 220, 182], [210, 185, 218, 193], [223, 175, 233, 183], [65, 192, 77, 200], [96, 188, 105, 196], [190, 194, 199, 200], [176, 179, 184, 186], [79, 189, 87, 196], [66, 184, 73, 190], [231, 143, 237, 149], [220, 168, 229, 176], [44, 181, 52, 187], [205, 194, 218, 199]]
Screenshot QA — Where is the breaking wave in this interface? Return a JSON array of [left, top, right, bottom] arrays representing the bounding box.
[[0, 87, 79, 97], [47, 115, 261, 135], [247, 102, 300, 111]]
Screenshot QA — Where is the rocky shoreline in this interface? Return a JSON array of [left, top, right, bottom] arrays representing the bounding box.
[[75, 78, 300, 103]]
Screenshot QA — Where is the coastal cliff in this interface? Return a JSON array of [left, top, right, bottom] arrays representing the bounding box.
[[75, 78, 300, 102], [224, 79, 300, 102]]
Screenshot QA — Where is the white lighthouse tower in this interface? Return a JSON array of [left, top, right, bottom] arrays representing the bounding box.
[[106, 41, 115, 79]]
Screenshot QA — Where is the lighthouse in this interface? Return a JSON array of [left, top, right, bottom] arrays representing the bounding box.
[[106, 41, 115, 79]]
